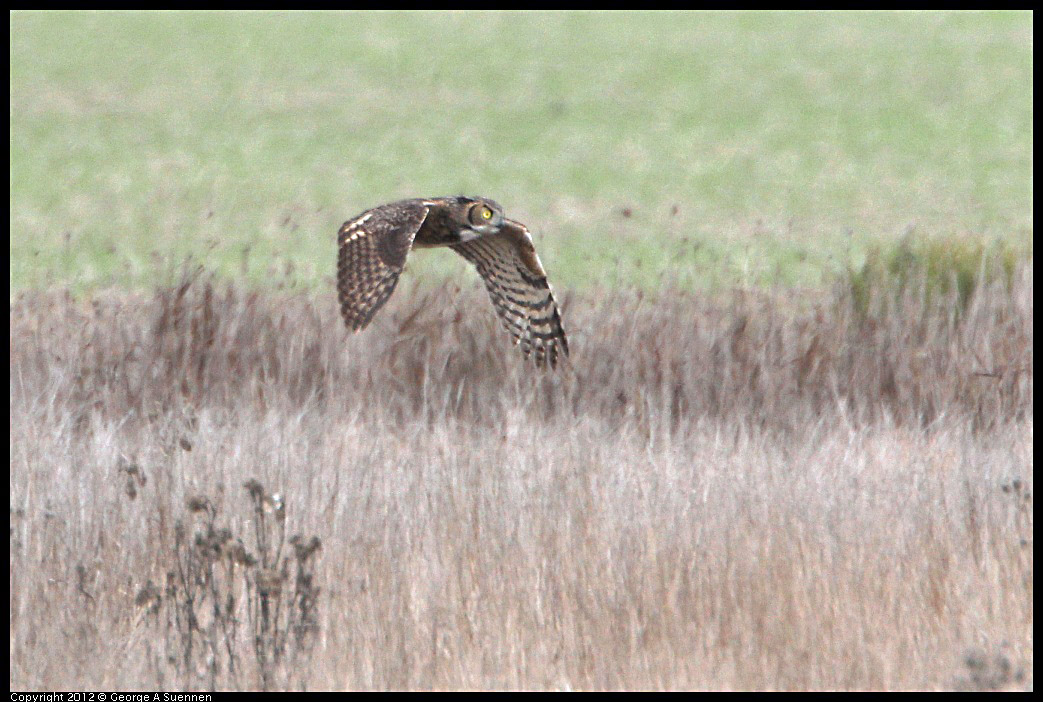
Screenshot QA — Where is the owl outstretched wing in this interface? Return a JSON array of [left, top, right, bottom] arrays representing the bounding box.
[[336, 200, 430, 331], [450, 220, 569, 368]]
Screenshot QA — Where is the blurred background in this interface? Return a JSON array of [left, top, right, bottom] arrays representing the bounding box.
[[9, 12, 1033, 691], [10, 10, 1032, 294]]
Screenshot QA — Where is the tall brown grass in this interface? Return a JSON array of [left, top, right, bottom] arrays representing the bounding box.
[[9, 263, 1033, 690]]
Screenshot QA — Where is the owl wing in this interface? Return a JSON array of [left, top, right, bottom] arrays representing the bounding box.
[[450, 219, 569, 368], [337, 200, 430, 331]]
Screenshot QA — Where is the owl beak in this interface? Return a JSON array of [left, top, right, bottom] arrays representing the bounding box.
[[462, 219, 503, 240], [460, 217, 527, 242]]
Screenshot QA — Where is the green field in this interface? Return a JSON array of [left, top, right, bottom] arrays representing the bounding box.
[[10, 11, 1033, 293]]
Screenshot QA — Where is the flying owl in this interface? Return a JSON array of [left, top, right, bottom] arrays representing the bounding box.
[[336, 196, 569, 368]]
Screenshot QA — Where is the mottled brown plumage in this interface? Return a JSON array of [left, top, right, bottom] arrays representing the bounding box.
[[336, 196, 569, 368]]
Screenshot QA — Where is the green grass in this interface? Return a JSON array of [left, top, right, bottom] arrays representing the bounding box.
[[10, 10, 1034, 293], [847, 231, 1026, 319]]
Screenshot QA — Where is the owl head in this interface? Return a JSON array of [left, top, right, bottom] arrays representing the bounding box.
[[445, 196, 506, 239]]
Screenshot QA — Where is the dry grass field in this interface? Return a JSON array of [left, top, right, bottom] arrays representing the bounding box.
[[9, 263, 1032, 690]]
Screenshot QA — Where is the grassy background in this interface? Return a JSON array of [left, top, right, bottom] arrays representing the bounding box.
[[9, 12, 1034, 691], [10, 10, 1033, 293], [10, 271, 1034, 690]]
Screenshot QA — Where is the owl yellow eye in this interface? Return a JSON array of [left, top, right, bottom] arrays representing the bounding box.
[[470, 203, 496, 225]]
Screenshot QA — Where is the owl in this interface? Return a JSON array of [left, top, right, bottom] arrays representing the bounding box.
[[336, 196, 569, 368]]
